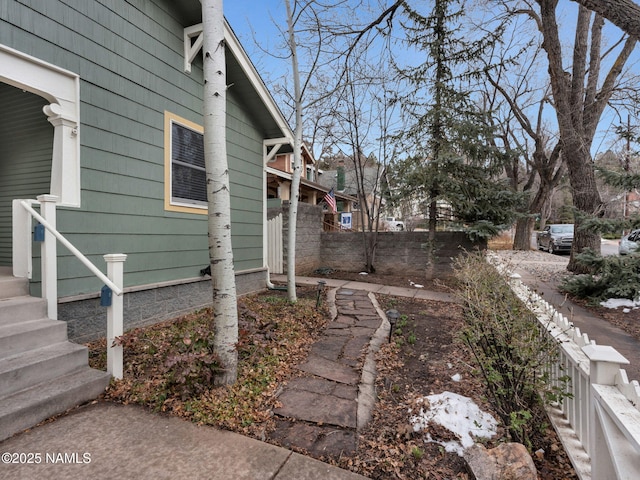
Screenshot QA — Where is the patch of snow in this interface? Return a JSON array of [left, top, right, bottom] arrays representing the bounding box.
[[451, 373, 461, 382], [410, 391, 497, 456], [413, 283, 424, 288], [359, 272, 368, 275], [600, 298, 640, 310]]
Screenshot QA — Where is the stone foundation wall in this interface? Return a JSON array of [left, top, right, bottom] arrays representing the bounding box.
[[61, 268, 267, 343]]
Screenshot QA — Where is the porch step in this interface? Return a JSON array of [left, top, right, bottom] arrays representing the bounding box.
[[0, 318, 68, 359], [0, 270, 109, 442], [0, 273, 29, 299], [0, 342, 90, 399], [0, 367, 110, 442], [0, 296, 47, 325]]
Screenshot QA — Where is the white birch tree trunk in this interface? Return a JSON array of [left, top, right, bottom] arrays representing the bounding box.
[[285, 0, 302, 303], [202, 0, 238, 385]]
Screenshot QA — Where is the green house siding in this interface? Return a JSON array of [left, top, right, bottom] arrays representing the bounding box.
[[1, 0, 268, 297], [0, 84, 54, 266]]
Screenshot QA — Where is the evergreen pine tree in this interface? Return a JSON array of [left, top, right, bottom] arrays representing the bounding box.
[[391, 0, 522, 278]]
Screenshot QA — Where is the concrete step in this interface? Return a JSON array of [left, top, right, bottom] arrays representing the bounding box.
[[0, 342, 89, 398], [0, 367, 110, 441], [0, 273, 29, 300], [0, 296, 48, 325], [0, 319, 69, 360]]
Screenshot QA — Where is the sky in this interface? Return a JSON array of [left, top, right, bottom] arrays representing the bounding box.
[[224, 1, 640, 158], [224, 1, 288, 84]]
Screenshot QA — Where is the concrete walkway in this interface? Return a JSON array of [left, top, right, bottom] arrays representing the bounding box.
[[0, 279, 445, 480], [270, 274, 457, 303], [0, 402, 367, 480]]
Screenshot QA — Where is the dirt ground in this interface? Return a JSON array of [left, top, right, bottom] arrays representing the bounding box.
[[321, 271, 578, 479], [571, 295, 640, 342], [324, 265, 640, 344], [90, 260, 622, 479]]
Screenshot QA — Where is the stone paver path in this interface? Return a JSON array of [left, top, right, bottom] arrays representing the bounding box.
[[269, 288, 385, 458]]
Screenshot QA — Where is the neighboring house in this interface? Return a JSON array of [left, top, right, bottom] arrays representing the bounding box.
[[266, 147, 357, 230], [0, 0, 295, 439], [605, 190, 640, 218], [318, 160, 388, 230]]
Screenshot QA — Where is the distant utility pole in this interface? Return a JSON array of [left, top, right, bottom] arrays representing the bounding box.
[[625, 114, 631, 220]]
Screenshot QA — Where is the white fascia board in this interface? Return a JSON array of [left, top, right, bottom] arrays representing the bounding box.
[[184, 21, 294, 144], [0, 44, 79, 123], [264, 137, 292, 147], [0, 44, 80, 207], [266, 166, 292, 181]]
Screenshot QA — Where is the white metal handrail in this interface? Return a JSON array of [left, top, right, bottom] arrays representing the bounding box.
[[20, 200, 122, 295], [13, 195, 126, 379]]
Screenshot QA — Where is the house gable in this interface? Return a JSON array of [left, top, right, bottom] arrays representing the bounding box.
[[0, 0, 289, 298]]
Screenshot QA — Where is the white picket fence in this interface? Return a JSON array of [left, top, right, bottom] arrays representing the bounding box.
[[488, 253, 640, 480], [267, 213, 283, 274]]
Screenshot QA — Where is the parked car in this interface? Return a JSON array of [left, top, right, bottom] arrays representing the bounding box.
[[384, 217, 405, 231], [619, 229, 640, 255], [537, 224, 574, 254]]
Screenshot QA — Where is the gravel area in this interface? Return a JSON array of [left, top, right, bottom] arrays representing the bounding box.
[[492, 249, 571, 283]]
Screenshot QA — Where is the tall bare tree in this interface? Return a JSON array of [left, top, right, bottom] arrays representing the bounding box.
[[202, 0, 238, 385], [284, 0, 305, 303], [485, 71, 565, 250], [534, 0, 636, 270], [330, 40, 399, 272]]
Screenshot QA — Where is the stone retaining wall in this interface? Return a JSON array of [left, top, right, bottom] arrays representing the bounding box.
[[269, 202, 324, 274], [270, 203, 484, 276], [317, 231, 483, 275]]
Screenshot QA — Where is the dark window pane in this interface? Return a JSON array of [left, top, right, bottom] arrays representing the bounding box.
[[172, 163, 207, 203], [171, 121, 206, 204], [172, 122, 204, 168]]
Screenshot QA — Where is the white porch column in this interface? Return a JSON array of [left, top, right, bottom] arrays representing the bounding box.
[[104, 254, 127, 380], [12, 199, 33, 279], [43, 103, 80, 207], [38, 194, 58, 320]]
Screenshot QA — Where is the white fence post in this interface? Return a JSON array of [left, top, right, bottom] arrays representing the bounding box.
[[38, 195, 59, 320], [584, 344, 631, 479], [104, 254, 127, 380], [267, 213, 283, 274], [12, 199, 33, 279]]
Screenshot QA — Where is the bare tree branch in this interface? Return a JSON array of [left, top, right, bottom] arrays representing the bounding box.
[[571, 0, 640, 39]]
